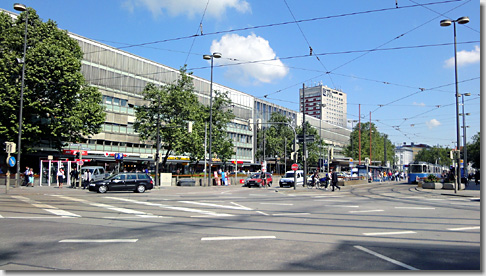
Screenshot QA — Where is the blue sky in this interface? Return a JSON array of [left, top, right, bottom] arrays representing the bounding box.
[[2, 0, 481, 148]]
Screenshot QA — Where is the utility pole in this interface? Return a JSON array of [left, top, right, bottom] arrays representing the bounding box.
[[302, 83, 307, 187]]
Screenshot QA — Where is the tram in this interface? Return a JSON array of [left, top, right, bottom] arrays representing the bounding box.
[[407, 161, 446, 184]]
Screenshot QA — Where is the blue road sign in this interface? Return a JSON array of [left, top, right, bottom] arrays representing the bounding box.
[[115, 153, 123, 160], [7, 156, 16, 167]]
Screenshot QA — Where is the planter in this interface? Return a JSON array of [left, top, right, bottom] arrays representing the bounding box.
[[442, 183, 466, 190], [422, 182, 443, 189]]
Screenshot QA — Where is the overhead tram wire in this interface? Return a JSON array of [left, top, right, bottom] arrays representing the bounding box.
[[184, 0, 210, 65], [82, 0, 465, 55], [283, 0, 335, 88], [328, 0, 472, 73]]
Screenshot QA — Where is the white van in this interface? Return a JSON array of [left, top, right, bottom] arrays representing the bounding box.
[[80, 166, 109, 182], [279, 170, 305, 188]]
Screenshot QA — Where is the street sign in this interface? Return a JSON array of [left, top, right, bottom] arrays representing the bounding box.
[[77, 160, 84, 166], [291, 163, 299, 171], [261, 161, 267, 173], [115, 153, 123, 160], [7, 156, 16, 167]]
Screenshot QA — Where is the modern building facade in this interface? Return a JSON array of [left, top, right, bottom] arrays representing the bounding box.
[[2, 8, 351, 174], [299, 84, 347, 127]]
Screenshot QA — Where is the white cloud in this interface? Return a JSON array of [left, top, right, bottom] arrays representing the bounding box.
[[444, 45, 480, 68], [210, 33, 289, 85], [413, 102, 425, 106], [122, 0, 250, 18], [426, 119, 441, 129]]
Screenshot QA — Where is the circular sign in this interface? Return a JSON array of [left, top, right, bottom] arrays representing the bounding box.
[[77, 160, 84, 166], [7, 156, 16, 167], [291, 163, 299, 171]]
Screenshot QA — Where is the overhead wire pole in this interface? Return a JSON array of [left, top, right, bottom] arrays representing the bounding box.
[[302, 83, 307, 187]]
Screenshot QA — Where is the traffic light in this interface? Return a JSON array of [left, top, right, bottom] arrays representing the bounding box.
[[4, 142, 16, 153], [257, 119, 262, 130], [248, 119, 253, 131], [291, 152, 298, 161]]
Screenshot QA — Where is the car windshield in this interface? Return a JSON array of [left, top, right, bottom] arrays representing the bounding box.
[[285, 172, 295, 178], [250, 173, 261, 179]]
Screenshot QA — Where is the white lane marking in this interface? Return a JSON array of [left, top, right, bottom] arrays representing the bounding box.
[[256, 211, 270, 216], [447, 226, 480, 231], [0, 214, 3, 218], [394, 207, 435, 210], [52, 195, 155, 217], [354, 245, 419, 270], [231, 202, 252, 209], [5, 216, 76, 219], [107, 197, 233, 217], [363, 231, 416, 236], [260, 203, 293, 206], [59, 239, 138, 243], [179, 200, 252, 210], [272, 213, 310, 216], [326, 205, 360, 208], [349, 210, 384, 213], [314, 195, 344, 198], [424, 198, 446, 201], [202, 236, 276, 241], [12, 196, 81, 217]]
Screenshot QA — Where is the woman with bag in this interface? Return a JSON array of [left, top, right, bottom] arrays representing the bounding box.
[[28, 168, 34, 187]]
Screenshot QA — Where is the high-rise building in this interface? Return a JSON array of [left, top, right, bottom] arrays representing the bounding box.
[[299, 84, 347, 127]]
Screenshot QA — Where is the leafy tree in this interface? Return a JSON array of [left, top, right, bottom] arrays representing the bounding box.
[[255, 112, 295, 167], [343, 122, 395, 165], [134, 67, 235, 170], [414, 146, 452, 166], [467, 132, 480, 169], [296, 121, 322, 167], [0, 9, 105, 152]]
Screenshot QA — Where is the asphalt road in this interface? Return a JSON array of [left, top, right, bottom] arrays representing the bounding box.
[[0, 182, 480, 271]]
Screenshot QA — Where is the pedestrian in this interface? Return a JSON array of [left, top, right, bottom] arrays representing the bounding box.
[[225, 170, 230, 185], [331, 169, 340, 191], [23, 166, 30, 186], [28, 168, 34, 187], [82, 169, 92, 189], [221, 170, 226, 185], [475, 170, 480, 186], [70, 168, 79, 188], [57, 168, 65, 188]]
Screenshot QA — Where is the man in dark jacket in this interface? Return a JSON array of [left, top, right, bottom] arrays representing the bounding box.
[[331, 169, 340, 191]]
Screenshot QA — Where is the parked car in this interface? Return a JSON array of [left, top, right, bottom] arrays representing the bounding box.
[[279, 170, 305, 188], [245, 172, 273, 188], [80, 166, 109, 182], [88, 172, 154, 193]]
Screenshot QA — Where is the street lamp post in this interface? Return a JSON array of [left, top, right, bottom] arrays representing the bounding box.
[[203, 52, 221, 186], [440, 16, 469, 193], [460, 93, 471, 182], [14, 3, 28, 187]]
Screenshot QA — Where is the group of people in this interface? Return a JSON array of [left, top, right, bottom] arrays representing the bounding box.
[[309, 169, 340, 191], [215, 169, 231, 186], [376, 171, 406, 182], [22, 166, 35, 187]]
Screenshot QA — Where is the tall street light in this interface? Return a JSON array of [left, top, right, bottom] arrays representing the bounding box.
[[14, 3, 28, 187], [203, 52, 221, 186], [460, 92, 471, 182], [440, 16, 469, 193]]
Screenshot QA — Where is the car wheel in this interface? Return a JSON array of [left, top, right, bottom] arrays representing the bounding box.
[[98, 185, 107, 193], [136, 184, 146, 193]]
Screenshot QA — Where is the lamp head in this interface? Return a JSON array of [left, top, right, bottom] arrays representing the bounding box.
[[212, 52, 222, 58], [203, 55, 212, 60], [13, 3, 26, 11], [440, 19, 452, 27], [464, 93, 471, 96], [456, 16, 470, 24]]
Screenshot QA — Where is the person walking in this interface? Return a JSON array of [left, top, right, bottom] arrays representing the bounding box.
[[70, 168, 79, 188], [475, 170, 480, 186], [331, 169, 340, 191], [23, 166, 30, 186], [27, 168, 34, 187], [82, 169, 91, 189], [57, 168, 65, 188]]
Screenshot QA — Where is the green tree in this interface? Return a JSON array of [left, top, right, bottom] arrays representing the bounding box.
[[296, 121, 321, 167], [255, 112, 295, 167], [343, 122, 394, 166], [134, 67, 235, 170], [467, 132, 480, 169], [414, 146, 452, 166], [0, 9, 105, 152]]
